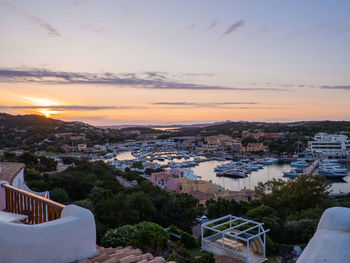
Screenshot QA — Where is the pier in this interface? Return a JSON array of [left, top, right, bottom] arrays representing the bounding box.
[[303, 159, 320, 175]]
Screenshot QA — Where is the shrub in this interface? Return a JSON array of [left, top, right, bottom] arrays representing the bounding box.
[[169, 225, 196, 248], [50, 188, 69, 204], [101, 222, 169, 253]]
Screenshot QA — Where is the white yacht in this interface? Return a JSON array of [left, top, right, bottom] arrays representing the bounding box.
[[291, 160, 309, 168]]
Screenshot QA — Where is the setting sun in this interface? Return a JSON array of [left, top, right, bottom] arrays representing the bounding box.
[[38, 109, 59, 118]]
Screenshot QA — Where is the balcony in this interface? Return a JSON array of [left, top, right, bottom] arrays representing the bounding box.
[[0, 181, 98, 263], [1, 183, 64, 224]]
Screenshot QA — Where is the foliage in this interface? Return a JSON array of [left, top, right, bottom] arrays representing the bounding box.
[[25, 161, 202, 243], [241, 136, 258, 145], [73, 199, 94, 212], [17, 152, 58, 172], [255, 174, 332, 216], [206, 199, 247, 218], [279, 220, 317, 245], [169, 225, 196, 249], [62, 157, 78, 165], [245, 206, 281, 243], [101, 222, 169, 254], [131, 161, 143, 169], [144, 168, 164, 175], [50, 188, 69, 204]]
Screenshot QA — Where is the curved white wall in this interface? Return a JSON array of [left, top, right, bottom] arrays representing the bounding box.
[[297, 207, 350, 263], [0, 205, 98, 263]]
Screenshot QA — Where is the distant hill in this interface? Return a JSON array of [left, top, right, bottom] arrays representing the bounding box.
[[1, 112, 350, 152], [98, 120, 233, 130], [0, 113, 124, 151]]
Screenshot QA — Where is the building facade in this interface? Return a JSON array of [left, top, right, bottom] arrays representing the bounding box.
[[241, 143, 268, 153], [308, 133, 350, 157]]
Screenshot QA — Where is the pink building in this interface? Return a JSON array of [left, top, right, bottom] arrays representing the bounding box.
[[150, 172, 180, 192]]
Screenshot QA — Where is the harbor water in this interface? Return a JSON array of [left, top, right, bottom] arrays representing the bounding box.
[[116, 151, 350, 194]]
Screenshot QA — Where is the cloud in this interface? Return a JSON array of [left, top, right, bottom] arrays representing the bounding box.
[[187, 24, 195, 30], [152, 102, 259, 106], [152, 102, 287, 110], [81, 25, 104, 34], [222, 20, 245, 36], [208, 19, 218, 30], [0, 68, 285, 91], [0, 2, 60, 36], [320, 85, 350, 90], [282, 20, 334, 41], [0, 105, 142, 111]]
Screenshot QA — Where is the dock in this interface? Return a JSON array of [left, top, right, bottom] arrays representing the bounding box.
[[303, 159, 320, 175]]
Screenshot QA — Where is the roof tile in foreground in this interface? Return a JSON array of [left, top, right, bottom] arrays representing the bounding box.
[[75, 246, 176, 263]]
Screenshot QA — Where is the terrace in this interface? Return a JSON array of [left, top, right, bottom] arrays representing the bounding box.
[[201, 215, 269, 263], [0, 181, 97, 263]]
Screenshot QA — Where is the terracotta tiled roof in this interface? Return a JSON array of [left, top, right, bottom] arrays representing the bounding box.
[[75, 246, 176, 263], [191, 190, 215, 201], [0, 162, 25, 185]]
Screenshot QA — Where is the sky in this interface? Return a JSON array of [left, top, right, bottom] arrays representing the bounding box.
[[0, 0, 349, 125]]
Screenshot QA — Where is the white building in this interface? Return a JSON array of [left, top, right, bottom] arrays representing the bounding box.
[[308, 133, 350, 157], [0, 162, 49, 198]]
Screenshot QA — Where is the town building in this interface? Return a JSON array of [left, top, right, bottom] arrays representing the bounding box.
[[178, 177, 256, 205], [198, 135, 241, 152], [242, 131, 281, 140], [150, 172, 180, 192], [307, 133, 350, 157], [241, 143, 268, 153], [78, 143, 87, 152]]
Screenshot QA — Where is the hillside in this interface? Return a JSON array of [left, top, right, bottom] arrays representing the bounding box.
[[0, 113, 127, 151]]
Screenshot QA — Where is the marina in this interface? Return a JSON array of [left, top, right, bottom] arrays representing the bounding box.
[[116, 151, 350, 194]]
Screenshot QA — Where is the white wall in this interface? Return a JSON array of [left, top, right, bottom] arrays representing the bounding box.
[[11, 168, 24, 189], [0, 205, 98, 263], [297, 207, 350, 263]]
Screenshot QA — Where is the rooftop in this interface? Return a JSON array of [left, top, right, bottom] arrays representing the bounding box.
[[0, 162, 25, 184], [76, 246, 175, 263]]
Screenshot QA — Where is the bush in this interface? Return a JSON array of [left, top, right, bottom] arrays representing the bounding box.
[[101, 222, 169, 253], [50, 188, 69, 204], [73, 199, 94, 212], [266, 235, 278, 256], [169, 225, 196, 249], [180, 231, 196, 249]]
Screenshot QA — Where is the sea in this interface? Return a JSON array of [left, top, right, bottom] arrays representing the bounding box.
[[116, 151, 350, 194]]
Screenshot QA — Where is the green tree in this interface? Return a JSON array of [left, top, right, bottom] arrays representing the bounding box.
[[50, 188, 69, 204], [128, 191, 156, 222], [132, 161, 143, 169], [241, 136, 258, 146], [255, 174, 331, 216], [101, 222, 169, 254], [206, 199, 247, 218]]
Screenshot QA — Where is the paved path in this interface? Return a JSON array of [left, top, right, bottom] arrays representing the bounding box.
[[116, 176, 134, 187]]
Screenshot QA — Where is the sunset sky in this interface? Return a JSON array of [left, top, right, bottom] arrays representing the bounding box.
[[0, 0, 349, 125]]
